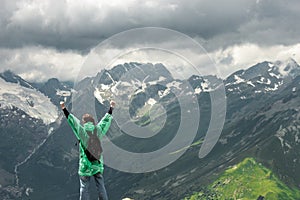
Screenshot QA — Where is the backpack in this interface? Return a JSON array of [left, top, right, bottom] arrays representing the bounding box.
[[82, 128, 103, 162]]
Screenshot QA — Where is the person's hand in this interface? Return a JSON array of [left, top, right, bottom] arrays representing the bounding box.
[[60, 101, 65, 109], [110, 100, 116, 108]]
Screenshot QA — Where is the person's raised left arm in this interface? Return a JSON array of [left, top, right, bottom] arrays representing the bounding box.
[[97, 101, 115, 136]]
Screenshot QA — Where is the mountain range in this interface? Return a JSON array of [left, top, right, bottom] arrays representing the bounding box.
[[0, 58, 300, 199]]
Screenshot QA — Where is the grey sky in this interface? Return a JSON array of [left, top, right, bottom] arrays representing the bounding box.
[[0, 0, 299, 81]]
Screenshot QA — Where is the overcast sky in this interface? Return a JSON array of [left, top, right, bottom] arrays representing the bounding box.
[[0, 0, 300, 82]]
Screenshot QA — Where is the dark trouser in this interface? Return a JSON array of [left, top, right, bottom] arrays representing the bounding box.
[[79, 173, 108, 200]]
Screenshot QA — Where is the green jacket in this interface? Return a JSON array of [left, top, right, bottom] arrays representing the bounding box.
[[67, 113, 113, 176]]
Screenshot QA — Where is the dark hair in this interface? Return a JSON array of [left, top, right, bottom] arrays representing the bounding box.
[[82, 114, 95, 125]]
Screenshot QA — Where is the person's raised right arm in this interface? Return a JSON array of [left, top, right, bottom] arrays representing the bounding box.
[[60, 101, 83, 140], [60, 101, 70, 118]]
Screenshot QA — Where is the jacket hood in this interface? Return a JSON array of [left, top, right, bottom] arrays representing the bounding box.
[[84, 122, 95, 131]]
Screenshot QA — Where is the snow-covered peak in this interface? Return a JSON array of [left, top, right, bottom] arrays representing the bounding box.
[[225, 59, 300, 95], [274, 58, 300, 78], [0, 77, 58, 125]]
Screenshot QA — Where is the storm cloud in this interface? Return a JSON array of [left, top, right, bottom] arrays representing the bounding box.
[[1, 0, 299, 51], [0, 0, 299, 81]]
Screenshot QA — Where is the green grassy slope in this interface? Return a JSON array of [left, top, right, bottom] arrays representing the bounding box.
[[185, 158, 300, 200]]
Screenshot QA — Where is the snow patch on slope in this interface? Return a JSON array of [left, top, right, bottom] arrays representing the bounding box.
[[269, 72, 281, 79], [233, 75, 245, 84], [167, 81, 182, 90], [0, 78, 58, 124]]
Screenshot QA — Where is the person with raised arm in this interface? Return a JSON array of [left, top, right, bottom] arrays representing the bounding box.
[[60, 100, 115, 200]]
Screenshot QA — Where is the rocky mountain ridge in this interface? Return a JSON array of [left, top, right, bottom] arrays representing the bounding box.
[[0, 58, 300, 199]]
